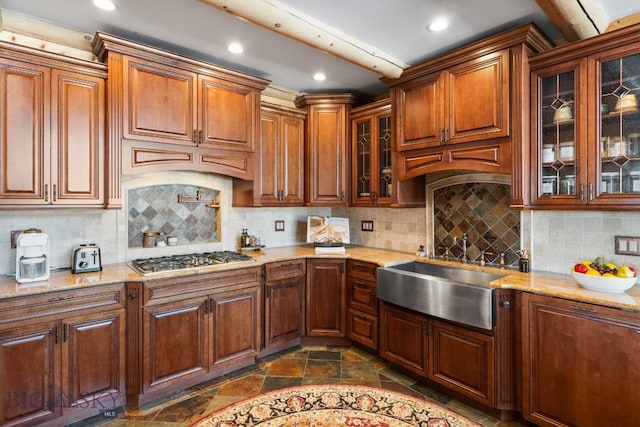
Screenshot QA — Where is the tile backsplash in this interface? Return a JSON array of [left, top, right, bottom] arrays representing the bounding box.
[[128, 185, 219, 248], [432, 182, 520, 267]]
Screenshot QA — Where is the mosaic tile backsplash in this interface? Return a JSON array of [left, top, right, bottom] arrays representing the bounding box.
[[128, 185, 219, 248], [433, 182, 520, 267]]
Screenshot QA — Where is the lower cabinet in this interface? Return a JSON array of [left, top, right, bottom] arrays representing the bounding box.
[[0, 284, 125, 427], [346, 260, 379, 350], [306, 259, 346, 337], [127, 267, 261, 405], [379, 290, 516, 415], [522, 292, 640, 427], [263, 259, 305, 351]]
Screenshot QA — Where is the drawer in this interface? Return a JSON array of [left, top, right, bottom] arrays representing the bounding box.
[[264, 259, 306, 282], [347, 277, 377, 315], [0, 283, 125, 325], [347, 308, 378, 350], [346, 259, 377, 281]]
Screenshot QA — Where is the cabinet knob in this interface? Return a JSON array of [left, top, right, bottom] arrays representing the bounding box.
[[502, 300, 511, 309], [128, 293, 137, 299]]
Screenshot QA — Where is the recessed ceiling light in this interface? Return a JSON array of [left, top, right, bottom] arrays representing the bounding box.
[[227, 42, 244, 54], [427, 17, 449, 32], [313, 72, 326, 81], [93, 0, 116, 11]]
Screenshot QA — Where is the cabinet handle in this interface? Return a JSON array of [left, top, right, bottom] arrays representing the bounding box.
[[44, 184, 49, 202], [63, 324, 69, 342], [579, 184, 585, 202], [444, 128, 449, 143], [48, 295, 73, 303], [198, 130, 204, 145], [192, 129, 197, 144], [53, 185, 57, 202], [589, 182, 593, 202], [341, 191, 345, 201], [439, 128, 444, 144], [570, 305, 598, 315]]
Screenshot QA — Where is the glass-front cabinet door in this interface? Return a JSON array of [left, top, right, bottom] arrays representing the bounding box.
[[532, 59, 587, 206], [592, 48, 640, 204], [351, 100, 393, 206]]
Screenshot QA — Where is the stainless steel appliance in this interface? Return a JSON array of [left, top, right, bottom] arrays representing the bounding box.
[[128, 251, 255, 275], [71, 244, 102, 273], [15, 229, 50, 283]]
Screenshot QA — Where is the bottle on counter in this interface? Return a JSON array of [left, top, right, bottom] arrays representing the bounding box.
[[519, 250, 530, 273]]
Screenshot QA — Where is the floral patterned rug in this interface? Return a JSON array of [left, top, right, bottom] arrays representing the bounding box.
[[190, 384, 482, 427]]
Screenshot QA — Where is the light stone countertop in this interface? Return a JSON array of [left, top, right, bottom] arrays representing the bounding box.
[[2, 245, 640, 314]]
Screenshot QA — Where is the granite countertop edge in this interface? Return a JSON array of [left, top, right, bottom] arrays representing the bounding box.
[[2, 245, 639, 313]]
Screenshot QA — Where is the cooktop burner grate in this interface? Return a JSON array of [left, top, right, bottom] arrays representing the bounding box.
[[128, 251, 255, 274]]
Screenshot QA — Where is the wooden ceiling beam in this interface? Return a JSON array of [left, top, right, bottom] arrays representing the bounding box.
[[535, 0, 609, 42]]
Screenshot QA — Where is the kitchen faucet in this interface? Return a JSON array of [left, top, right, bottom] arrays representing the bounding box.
[[453, 233, 468, 264]]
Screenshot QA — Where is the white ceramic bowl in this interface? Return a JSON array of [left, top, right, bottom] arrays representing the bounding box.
[[571, 271, 637, 293]]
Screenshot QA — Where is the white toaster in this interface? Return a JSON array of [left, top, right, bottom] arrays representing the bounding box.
[[71, 244, 102, 273]]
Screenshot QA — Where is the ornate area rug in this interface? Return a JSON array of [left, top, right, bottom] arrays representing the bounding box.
[[191, 384, 482, 427]]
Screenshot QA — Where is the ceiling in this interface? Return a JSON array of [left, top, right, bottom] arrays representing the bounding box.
[[1, 0, 639, 100]]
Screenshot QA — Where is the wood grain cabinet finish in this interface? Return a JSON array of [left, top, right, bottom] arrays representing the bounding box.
[[522, 292, 640, 427], [346, 260, 378, 350], [0, 284, 125, 427], [295, 94, 356, 206], [126, 267, 261, 405], [92, 32, 269, 190], [379, 289, 517, 418], [0, 49, 106, 208], [263, 259, 305, 352], [384, 24, 553, 208], [233, 104, 306, 206], [305, 258, 346, 337], [529, 23, 640, 210]]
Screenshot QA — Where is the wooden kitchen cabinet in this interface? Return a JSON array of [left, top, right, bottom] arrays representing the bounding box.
[[346, 259, 379, 350], [522, 292, 640, 426], [92, 33, 269, 188], [233, 103, 306, 206], [396, 49, 510, 151], [295, 94, 356, 206], [126, 267, 261, 405], [0, 47, 106, 208], [379, 301, 429, 377], [428, 319, 494, 406], [305, 258, 346, 337], [263, 259, 305, 353], [0, 284, 125, 427], [385, 24, 552, 208], [530, 23, 640, 209]]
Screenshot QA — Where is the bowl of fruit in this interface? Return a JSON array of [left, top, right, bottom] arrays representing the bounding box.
[[571, 258, 637, 293]]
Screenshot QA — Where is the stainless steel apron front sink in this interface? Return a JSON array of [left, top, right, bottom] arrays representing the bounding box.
[[377, 261, 504, 330]]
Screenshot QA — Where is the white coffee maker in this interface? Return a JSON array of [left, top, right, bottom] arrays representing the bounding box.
[[15, 229, 50, 284]]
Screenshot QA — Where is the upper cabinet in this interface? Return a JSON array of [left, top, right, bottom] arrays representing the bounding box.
[[0, 44, 106, 208], [295, 94, 355, 206], [92, 32, 269, 200], [385, 24, 553, 208], [233, 103, 306, 207], [530, 23, 640, 209], [397, 49, 510, 150]]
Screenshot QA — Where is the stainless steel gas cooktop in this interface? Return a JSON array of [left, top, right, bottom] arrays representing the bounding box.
[[128, 251, 255, 275]]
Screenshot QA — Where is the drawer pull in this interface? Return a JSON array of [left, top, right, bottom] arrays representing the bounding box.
[[48, 295, 73, 303], [570, 305, 598, 315]]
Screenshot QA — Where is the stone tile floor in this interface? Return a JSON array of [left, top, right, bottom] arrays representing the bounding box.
[[75, 345, 528, 426]]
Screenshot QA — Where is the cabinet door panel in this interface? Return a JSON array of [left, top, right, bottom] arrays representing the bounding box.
[[0, 321, 60, 425], [281, 114, 304, 204], [257, 111, 279, 202], [379, 302, 428, 377], [123, 56, 197, 145], [211, 287, 260, 367], [347, 308, 377, 350], [199, 76, 254, 150], [51, 70, 105, 205], [447, 49, 509, 143], [62, 310, 124, 412], [143, 299, 207, 391], [522, 293, 640, 426], [398, 76, 441, 150], [265, 277, 304, 348], [429, 319, 493, 405], [0, 59, 50, 204], [306, 259, 346, 337]]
